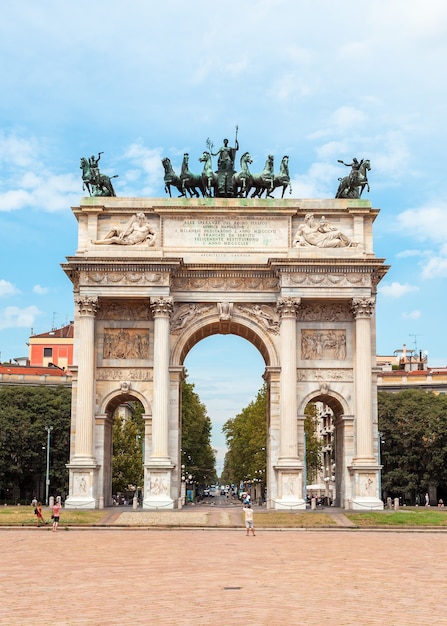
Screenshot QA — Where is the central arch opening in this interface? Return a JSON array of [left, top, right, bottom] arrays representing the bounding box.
[[184, 334, 266, 478]]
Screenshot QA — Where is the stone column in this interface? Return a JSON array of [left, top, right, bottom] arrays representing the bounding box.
[[149, 296, 173, 464], [274, 297, 305, 510], [74, 295, 98, 463], [277, 297, 300, 463], [65, 296, 98, 509], [351, 297, 375, 463]]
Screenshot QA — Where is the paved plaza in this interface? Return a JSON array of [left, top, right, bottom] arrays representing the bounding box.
[[2, 522, 447, 625]]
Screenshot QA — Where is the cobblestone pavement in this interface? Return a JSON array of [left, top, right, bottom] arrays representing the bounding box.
[[2, 525, 447, 625]]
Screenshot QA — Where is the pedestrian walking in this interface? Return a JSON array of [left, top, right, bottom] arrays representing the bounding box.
[[52, 501, 61, 532], [35, 502, 46, 526], [243, 503, 255, 536]]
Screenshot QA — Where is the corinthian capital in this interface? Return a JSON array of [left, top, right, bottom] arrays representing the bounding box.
[[76, 296, 99, 317], [150, 296, 174, 318], [351, 297, 375, 318], [277, 297, 301, 318]]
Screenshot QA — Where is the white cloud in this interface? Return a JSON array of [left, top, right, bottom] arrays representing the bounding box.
[[378, 282, 419, 298], [397, 206, 447, 243], [0, 280, 19, 297], [421, 256, 447, 279], [32, 284, 48, 295], [0, 305, 41, 330], [396, 249, 426, 259], [401, 310, 421, 320]]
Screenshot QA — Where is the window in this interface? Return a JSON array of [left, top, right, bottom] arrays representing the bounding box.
[[43, 348, 53, 357]]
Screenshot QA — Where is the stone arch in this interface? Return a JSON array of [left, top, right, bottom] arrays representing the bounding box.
[[95, 388, 151, 508], [98, 387, 152, 417], [171, 308, 279, 368], [298, 389, 350, 418], [298, 389, 352, 507]]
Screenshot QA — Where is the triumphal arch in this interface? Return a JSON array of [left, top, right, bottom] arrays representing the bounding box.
[[63, 194, 388, 510]]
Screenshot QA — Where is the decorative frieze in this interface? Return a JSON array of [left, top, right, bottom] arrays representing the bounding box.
[[297, 368, 353, 382], [282, 273, 369, 288], [171, 275, 278, 292], [84, 271, 166, 286], [97, 368, 153, 381], [97, 300, 151, 321], [297, 302, 352, 322]]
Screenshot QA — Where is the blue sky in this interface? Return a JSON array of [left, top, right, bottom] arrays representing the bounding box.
[[1, 1, 447, 472]]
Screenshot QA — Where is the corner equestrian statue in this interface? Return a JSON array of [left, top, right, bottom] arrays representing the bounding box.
[[80, 152, 118, 197], [335, 158, 371, 199]]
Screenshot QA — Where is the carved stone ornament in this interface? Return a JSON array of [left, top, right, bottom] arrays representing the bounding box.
[[171, 275, 278, 292], [97, 368, 153, 381], [237, 303, 280, 334], [150, 297, 174, 317], [97, 300, 151, 321], [277, 297, 301, 318], [171, 303, 213, 333], [301, 329, 347, 360], [283, 273, 369, 288], [76, 296, 99, 317], [103, 329, 150, 360], [149, 472, 169, 496], [293, 214, 356, 248], [120, 381, 131, 392], [351, 297, 375, 318], [297, 368, 353, 382], [296, 302, 352, 322], [218, 302, 233, 321], [92, 213, 156, 246], [86, 271, 164, 287]]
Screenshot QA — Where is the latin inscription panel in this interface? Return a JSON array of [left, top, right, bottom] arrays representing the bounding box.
[[163, 216, 288, 248]]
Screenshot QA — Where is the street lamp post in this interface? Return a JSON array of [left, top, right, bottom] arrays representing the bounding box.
[[45, 426, 53, 506]]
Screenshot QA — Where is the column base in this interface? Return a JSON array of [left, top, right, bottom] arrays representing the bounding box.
[[142, 495, 175, 510], [349, 496, 384, 511], [64, 495, 97, 509], [274, 497, 306, 511]]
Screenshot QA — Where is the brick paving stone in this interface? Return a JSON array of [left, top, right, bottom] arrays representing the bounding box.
[[1, 528, 447, 625]]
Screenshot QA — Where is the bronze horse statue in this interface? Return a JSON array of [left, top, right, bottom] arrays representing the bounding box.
[[80, 157, 117, 197], [272, 155, 292, 198], [180, 153, 205, 198], [199, 151, 218, 197], [232, 152, 253, 197], [162, 157, 186, 197], [335, 159, 371, 199], [247, 155, 275, 198]]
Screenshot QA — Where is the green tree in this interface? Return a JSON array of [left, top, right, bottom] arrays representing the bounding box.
[[304, 403, 323, 483], [181, 380, 216, 486], [112, 402, 144, 494], [222, 384, 267, 489], [0, 385, 71, 502], [378, 389, 447, 500]]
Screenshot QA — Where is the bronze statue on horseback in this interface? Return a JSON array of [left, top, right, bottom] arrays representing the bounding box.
[[80, 152, 118, 197], [335, 158, 371, 199]]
